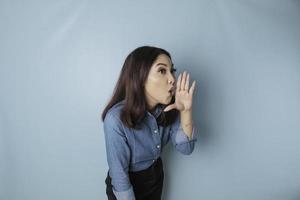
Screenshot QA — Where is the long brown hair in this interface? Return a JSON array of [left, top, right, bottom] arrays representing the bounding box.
[[101, 46, 179, 129]]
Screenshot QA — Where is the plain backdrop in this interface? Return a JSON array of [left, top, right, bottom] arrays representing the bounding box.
[[1, 0, 300, 199]]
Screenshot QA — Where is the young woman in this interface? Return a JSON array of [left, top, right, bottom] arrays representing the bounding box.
[[101, 46, 197, 200]]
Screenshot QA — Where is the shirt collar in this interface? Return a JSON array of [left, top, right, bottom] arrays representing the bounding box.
[[119, 99, 165, 118], [147, 104, 165, 118]]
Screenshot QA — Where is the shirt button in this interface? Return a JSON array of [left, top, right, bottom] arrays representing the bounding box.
[[156, 145, 160, 148], [154, 130, 158, 133]]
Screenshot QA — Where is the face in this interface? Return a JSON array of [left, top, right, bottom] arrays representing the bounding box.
[[144, 54, 176, 110]]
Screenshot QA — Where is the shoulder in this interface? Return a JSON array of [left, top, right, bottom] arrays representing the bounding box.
[[103, 100, 126, 128]]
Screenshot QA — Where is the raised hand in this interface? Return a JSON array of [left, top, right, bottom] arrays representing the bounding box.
[[163, 71, 196, 112]]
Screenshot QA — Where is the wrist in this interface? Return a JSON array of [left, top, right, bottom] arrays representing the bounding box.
[[180, 110, 193, 125], [180, 109, 192, 114], [182, 123, 193, 127]]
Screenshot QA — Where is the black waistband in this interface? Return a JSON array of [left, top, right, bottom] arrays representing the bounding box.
[[128, 157, 163, 183]]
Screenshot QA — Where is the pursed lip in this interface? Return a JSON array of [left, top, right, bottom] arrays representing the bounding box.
[[168, 86, 176, 95]]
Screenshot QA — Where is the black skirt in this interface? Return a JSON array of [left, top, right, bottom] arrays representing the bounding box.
[[105, 157, 164, 200]]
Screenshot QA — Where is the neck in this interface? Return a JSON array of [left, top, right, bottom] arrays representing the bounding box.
[[145, 98, 157, 111]]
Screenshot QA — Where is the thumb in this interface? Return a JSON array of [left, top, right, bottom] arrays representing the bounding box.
[[163, 103, 176, 112]]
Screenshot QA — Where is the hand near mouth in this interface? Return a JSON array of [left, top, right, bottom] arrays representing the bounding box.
[[163, 71, 196, 112]]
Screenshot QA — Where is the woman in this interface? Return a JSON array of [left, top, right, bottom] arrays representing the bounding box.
[[101, 46, 197, 200]]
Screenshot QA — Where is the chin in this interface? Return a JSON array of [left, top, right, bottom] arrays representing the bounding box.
[[163, 96, 172, 105], [159, 99, 169, 105], [162, 101, 170, 105], [158, 94, 174, 105]]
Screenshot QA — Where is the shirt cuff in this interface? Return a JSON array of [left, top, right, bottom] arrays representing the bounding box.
[[175, 124, 197, 144], [113, 185, 136, 200]]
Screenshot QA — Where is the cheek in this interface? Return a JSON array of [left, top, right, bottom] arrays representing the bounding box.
[[147, 75, 161, 86], [145, 77, 163, 94]]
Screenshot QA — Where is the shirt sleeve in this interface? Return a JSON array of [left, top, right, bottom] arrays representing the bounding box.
[[169, 114, 197, 155], [103, 113, 136, 200]]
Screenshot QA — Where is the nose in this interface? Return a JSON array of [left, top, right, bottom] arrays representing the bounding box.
[[168, 73, 175, 85]]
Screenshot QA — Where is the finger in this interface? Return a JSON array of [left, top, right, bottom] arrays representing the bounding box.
[[185, 73, 190, 91], [189, 80, 196, 96], [163, 103, 176, 112], [177, 73, 182, 92], [181, 71, 186, 91]]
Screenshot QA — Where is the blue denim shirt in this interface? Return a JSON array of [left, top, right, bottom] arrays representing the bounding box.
[[103, 100, 197, 200]]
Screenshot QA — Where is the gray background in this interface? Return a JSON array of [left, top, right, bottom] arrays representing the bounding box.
[[1, 0, 300, 199]]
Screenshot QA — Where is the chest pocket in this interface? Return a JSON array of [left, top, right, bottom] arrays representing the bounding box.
[[131, 129, 156, 164]]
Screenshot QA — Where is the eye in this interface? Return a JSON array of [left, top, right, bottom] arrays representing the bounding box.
[[158, 68, 177, 75], [158, 68, 166, 74]]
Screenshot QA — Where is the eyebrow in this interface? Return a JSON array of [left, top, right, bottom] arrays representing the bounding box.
[[155, 63, 174, 69]]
